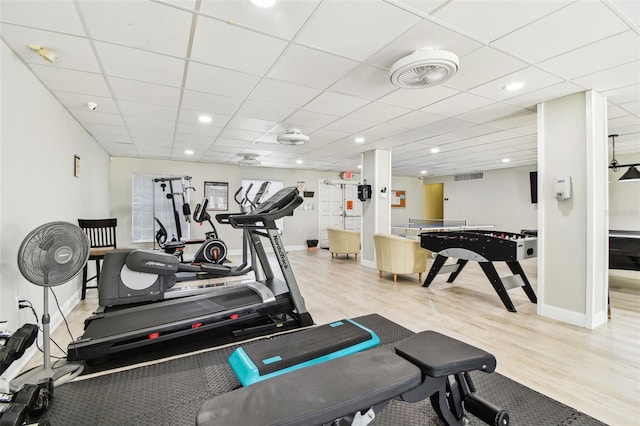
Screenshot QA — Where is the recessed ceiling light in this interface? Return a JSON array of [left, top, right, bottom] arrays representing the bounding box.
[[354, 136, 365, 144], [198, 115, 212, 123], [357, 165, 362, 169], [248, 0, 277, 8], [185, 149, 194, 155], [502, 158, 511, 163], [421, 170, 427, 174], [503, 81, 525, 92], [296, 159, 303, 164], [430, 147, 440, 154]]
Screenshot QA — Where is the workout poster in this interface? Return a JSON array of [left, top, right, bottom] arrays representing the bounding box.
[[204, 181, 228, 211]]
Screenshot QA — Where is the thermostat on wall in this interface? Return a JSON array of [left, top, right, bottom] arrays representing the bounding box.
[[554, 176, 571, 200]]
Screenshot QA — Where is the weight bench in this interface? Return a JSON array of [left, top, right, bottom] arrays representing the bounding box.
[[197, 331, 509, 426]]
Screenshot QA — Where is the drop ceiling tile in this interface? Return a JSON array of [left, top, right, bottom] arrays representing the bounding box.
[[235, 100, 296, 122], [492, 1, 629, 63], [78, 0, 192, 57], [347, 101, 412, 123], [268, 44, 359, 90], [178, 110, 231, 128], [538, 31, 640, 80], [432, 0, 571, 43], [309, 128, 351, 143], [250, 79, 321, 109], [366, 19, 483, 70], [445, 47, 528, 91], [282, 110, 340, 133], [384, 110, 446, 129], [84, 123, 129, 137], [219, 128, 264, 142], [53, 91, 119, 114], [502, 81, 584, 109], [119, 99, 178, 121], [1, 25, 101, 73], [474, 130, 524, 143], [456, 102, 528, 125], [378, 85, 459, 110], [573, 61, 640, 93], [303, 92, 370, 116], [227, 117, 278, 133], [30, 65, 110, 97], [128, 118, 176, 134], [109, 77, 181, 106], [0, 0, 85, 35], [448, 124, 502, 140], [295, 0, 421, 61], [70, 110, 124, 126], [190, 15, 287, 75], [425, 117, 477, 134], [92, 133, 132, 144], [618, 101, 640, 115], [469, 67, 564, 102], [181, 90, 242, 115], [215, 138, 257, 148], [609, 0, 640, 26], [185, 62, 261, 98], [329, 64, 396, 100], [176, 122, 224, 138], [199, 0, 320, 40], [421, 92, 496, 116], [602, 84, 640, 105], [359, 124, 409, 141], [325, 117, 375, 134], [95, 42, 186, 87]]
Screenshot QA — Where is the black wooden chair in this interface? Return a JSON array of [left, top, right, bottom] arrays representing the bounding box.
[[78, 218, 117, 300]]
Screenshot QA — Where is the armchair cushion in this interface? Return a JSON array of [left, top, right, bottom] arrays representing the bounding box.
[[327, 228, 361, 260], [373, 233, 430, 282]]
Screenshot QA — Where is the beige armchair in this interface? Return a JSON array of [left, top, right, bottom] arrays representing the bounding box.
[[327, 227, 361, 260], [373, 233, 430, 283]]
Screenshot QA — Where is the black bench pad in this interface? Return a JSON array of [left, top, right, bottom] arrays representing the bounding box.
[[197, 349, 421, 426], [395, 331, 496, 377]]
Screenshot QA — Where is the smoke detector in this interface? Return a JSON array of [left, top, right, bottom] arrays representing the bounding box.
[[238, 154, 260, 166], [277, 129, 310, 145], [389, 49, 459, 89]]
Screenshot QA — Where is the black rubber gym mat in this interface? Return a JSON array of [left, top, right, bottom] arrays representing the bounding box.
[[41, 314, 605, 426]]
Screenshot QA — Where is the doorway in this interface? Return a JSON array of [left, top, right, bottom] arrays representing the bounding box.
[[318, 180, 361, 248], [424, 183, 444, 219]]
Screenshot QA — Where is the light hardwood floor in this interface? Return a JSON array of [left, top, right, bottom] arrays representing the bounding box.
[[38, 248, 639, 425]]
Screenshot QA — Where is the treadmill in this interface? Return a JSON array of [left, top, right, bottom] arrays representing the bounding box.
[[67, 187, 314, 363]]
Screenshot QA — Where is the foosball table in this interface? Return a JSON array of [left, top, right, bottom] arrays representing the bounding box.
[[420, 230, 538, 312]]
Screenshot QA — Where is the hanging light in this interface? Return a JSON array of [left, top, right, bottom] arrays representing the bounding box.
[[608, 134, 640, 182]]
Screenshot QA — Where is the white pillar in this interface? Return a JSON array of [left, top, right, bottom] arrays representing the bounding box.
[[537, 90, 609, 329], [360, 149, 391, 269]]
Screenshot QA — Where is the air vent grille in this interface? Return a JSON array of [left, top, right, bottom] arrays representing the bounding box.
[[454, 172, 484, 181]]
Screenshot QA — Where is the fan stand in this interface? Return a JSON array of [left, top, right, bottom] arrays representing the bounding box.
[[10, 287, 84, 392]]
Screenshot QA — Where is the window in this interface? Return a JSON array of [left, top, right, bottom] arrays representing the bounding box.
[[131, 174, 191, 244]]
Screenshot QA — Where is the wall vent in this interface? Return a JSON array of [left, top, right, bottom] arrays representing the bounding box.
[[454, 172, 484, 181]]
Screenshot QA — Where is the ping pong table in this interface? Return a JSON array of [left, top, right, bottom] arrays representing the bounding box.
[[391, 219, 494, 239]]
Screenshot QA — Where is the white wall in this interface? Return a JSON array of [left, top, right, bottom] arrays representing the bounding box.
[[609, 152, 640, 230], [110, 157, 375, 255], [422, 165, 538, 232], [0, 41, 111, 332], [390, 175, 426, 225]]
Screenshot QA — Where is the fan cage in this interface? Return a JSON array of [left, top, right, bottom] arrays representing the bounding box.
[[18, 221, 90, 287]]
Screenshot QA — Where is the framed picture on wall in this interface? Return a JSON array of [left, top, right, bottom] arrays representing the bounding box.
[[204, 181, 228, 211]]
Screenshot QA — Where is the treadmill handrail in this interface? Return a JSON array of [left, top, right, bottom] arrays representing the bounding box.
[[221, 187, 303, 230]]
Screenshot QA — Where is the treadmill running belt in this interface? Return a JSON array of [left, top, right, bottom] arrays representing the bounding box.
[[82, 287, 262, 339]]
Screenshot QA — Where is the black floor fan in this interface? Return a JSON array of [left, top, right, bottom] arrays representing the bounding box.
[[11, 221, 90, 390]]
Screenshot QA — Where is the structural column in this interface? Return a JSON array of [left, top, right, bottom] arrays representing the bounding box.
[[360, 149, 392, 269], [537, 90, 609, 329]]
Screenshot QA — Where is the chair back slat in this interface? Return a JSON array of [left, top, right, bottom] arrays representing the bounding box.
[[78, 218, 117, 249]]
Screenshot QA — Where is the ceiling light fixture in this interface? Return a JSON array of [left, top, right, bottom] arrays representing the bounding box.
[[277, 129, 310, 145], [503, 81, 525, 91], [354, 136, 365, 144], [502, 158, 511, 163], [608, 134, 640, 182], [185, 149, 194, 155], [421, 170, 427, 174], [28, 44, 57, 63], [248, 0, 277, 8], [390, 49, 459, 89], [238, 154, 260, 166], [198, 115, 212, 123], [430, 147, 440, 153]]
